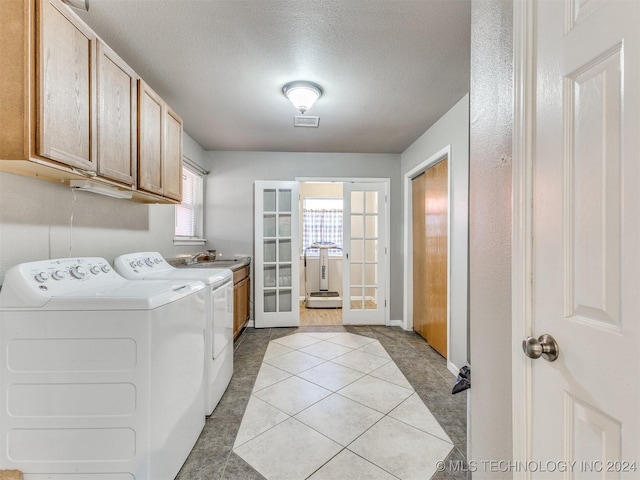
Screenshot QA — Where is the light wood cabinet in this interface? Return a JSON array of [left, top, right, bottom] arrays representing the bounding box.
[[138, 81, 164, 196], [0, 0, 180, 203], [96, 40, 137, 185], [163, 106, 183, 201], [233, 267, 251, 338], [38, 0, 96, 171], [138, 80, 183, 202]]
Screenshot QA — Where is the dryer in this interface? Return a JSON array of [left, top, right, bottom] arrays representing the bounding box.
[[0, 257, 206, 480], [114, 252, 233, 415]]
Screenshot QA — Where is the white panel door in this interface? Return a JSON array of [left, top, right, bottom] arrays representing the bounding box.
[[342, 183, 387, 325], [514, 0, 640, 475], [254, 181, 300, 328]]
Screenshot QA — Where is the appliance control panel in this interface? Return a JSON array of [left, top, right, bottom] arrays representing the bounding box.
[[0, 258, 124, 306], [113, 252, 173, 279]]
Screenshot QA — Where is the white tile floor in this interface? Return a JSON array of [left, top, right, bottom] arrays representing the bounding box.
[[232, 332, 454, 480]]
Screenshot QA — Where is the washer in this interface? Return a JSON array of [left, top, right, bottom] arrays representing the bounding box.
[[114, 252, 233, 415], [0, 257, 207, 479]]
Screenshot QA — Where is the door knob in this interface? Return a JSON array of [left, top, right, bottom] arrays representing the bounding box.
[[522, 334, 559, 362]]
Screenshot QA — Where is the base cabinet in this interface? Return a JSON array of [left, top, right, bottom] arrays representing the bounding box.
[[233, 267, 250, 338]]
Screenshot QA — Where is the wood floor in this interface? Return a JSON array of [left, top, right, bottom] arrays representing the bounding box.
[[299, 301, 342, 326], [299, 300, 378, 326]]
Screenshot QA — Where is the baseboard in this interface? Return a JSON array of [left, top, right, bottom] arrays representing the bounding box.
[[388, 319, 404, 328], [247, 320, 255, 328], [447, 359, 460, 376]]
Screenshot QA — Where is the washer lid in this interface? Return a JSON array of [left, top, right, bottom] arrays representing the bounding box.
[[136, 268, 233, 289], [40, 279, 206, 311]]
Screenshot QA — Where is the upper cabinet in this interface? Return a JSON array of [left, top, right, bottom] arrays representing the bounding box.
[[96, 40, 137, 185], [0, 0, 181, 204], [138, 80, 183, 202], [138, 81, 164, 196], [38, 0, 96, 171], [163, 106, 183, 202]]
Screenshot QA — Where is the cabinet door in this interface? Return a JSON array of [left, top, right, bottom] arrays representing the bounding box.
[[38, 0, 96, 171], [96, 40, 137, 185], [137, 80, 163, 195], [233, 277, 250, 338], [163, 107, 183, 201]]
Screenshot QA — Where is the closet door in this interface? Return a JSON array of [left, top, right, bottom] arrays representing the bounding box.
[[342, 182, 387, 325], [412, 159, 448, 357], [254, 181, 300, 327]]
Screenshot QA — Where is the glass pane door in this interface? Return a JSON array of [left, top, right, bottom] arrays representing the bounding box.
[[343, 183, 387, 324], [254, 181, 300, 327]]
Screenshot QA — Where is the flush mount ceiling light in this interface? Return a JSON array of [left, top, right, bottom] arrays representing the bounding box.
[[282, 81, 322, 114]]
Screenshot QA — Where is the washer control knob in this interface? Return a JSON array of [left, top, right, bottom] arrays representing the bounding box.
[[101, 265, 111, 273], [52, 270, 65, 280], [154, 258, 161, 264], [90, 266, 101, 275], [129, 261, 137, 268], [70, 266, 87, 279], [145, 258, 154, 267], [35, 272, 49, 283], [136, 260, 144, 267]]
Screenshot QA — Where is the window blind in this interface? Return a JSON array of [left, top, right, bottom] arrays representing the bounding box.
[[175, 166, 202, 238]]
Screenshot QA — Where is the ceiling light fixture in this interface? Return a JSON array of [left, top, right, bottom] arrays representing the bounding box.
[[282, 81, 322, 114]]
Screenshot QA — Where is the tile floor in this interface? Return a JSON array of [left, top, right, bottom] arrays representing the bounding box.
[[176, 326, 467, 480]]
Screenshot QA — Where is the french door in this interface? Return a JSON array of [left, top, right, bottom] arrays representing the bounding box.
[[254, 180, 387, 327], [342, 182, 387, 325], [254, 181, 300, 328]]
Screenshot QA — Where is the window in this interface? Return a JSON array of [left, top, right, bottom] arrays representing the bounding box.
[[174, 163, 205, 244], [302, 198, 343, 256]]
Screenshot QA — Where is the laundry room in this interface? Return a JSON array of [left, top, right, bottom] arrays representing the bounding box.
[[0, 0, 545, 478]]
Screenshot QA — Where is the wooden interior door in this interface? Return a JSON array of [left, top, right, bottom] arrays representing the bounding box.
[[412, 158, 448, 357]]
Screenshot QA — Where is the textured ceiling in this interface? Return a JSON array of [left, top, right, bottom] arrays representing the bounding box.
[[78, 1, 470, 154]]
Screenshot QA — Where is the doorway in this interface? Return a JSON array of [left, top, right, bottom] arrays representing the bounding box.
[[254, 179, 389, 328], [298, 180, 388, 327]]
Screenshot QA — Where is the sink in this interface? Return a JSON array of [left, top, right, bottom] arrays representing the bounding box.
[[174, 257, 250, 271]]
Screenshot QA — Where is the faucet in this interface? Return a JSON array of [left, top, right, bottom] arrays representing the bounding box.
[[185, 252, 210, 265]]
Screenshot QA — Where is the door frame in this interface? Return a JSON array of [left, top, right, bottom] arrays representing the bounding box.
[[297, 177, 391, 326], [512, 0, 535, 473], [402, 146, 453, 369]]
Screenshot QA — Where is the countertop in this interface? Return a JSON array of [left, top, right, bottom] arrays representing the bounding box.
[[168, 256, 251, 272]]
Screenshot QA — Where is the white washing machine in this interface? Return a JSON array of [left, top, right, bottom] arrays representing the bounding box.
[[0, 257, 207, 480], [114, 252, 233, 415]]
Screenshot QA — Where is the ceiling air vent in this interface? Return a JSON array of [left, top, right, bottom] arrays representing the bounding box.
[[294, 116, 320, 128]]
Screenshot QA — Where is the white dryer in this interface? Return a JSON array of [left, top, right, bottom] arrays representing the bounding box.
[[0, 257, 207, 480], [114, 252, 233, 415]]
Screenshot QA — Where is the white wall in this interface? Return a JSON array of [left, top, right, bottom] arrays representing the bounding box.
[[0, 133, 208, 283], [400, 94, 470, 373], [469, 0, 513, 473], [204, 151, 402, 320]]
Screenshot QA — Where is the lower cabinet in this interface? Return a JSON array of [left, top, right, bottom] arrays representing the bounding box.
[[233, 267, 250, 338]]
